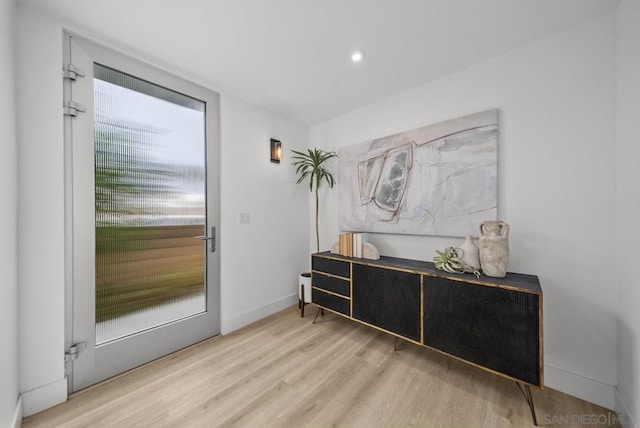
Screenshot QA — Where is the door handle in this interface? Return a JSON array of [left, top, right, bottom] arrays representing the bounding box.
[[194, 226, 216, 252]]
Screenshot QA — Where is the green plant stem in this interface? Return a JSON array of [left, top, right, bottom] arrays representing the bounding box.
[[315, 186, 320, 253]]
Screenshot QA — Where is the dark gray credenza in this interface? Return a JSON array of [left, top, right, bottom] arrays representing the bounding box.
[[311, 251, 543, 424]]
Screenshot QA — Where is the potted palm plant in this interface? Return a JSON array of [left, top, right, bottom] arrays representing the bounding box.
[[292, 148, 337, 317], [291, 148, 338, 253]]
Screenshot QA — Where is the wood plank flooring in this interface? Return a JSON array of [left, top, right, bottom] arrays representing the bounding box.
[[23, 305, 620, 428]]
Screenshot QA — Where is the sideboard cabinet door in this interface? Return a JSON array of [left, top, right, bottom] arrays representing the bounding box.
[[423, 277, 541, 386], [352, 264, 421, 341]]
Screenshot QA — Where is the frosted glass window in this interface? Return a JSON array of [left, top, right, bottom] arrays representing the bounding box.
[[94, 64, 207, 344]]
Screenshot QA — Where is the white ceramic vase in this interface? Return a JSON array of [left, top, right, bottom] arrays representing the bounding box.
[[459, 235, 480, 270]]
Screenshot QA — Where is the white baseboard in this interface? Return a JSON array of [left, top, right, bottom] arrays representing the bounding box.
[[544, 365, 616, 410], [21, 377, 67, 417], [615, 387, 639, 428], [221, 293, 298, 335], [11, 395, 22, 428]]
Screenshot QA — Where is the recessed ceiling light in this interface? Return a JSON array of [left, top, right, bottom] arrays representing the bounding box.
[[351, 50, 366, 63]]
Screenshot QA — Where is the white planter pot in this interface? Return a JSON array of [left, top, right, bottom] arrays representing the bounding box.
[[299, 272, 312, 303]]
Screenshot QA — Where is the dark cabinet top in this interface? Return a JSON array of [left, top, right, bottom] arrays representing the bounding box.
[[312, 251, 542, 294]]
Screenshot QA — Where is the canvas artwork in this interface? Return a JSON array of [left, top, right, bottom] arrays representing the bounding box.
[[339, 109, 498, 237]]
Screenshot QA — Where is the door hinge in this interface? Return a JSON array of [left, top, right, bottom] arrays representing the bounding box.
[[63, 63, 85, 80], [64, 101, 86, 117], [65, 342, 87, 362]]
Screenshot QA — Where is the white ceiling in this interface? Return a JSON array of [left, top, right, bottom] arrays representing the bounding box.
[[22, 0, 619, 125]]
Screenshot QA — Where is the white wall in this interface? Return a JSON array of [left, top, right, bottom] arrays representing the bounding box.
[[16, 3, 309, 416], [0, 0, 20, 427], [16, 5, 67, 416], [219, 96, 309, 334], [616, 1, 640, 426], [310, 14, 618, 409]]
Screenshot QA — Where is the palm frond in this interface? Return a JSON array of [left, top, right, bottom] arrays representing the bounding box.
[[290, 147, 338, 193]]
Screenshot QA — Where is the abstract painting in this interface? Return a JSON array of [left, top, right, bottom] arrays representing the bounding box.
[[339, 109, 498, 237]]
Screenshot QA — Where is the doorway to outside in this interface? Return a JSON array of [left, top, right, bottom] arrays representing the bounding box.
[[64, 33, 221, 392]]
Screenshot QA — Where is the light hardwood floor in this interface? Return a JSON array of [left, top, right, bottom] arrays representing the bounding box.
[[24, 305, 620, 428]]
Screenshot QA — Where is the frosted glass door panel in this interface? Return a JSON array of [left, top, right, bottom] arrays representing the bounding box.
[[94, 64, 207, 344]]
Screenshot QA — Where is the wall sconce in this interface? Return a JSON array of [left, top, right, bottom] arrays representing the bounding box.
[[270, 138, 282, 164]]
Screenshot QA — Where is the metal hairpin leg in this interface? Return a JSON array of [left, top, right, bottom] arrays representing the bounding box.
[[312, 307, 324, 324], [394, 336, 401, 351], [515, 382, 538, 426]]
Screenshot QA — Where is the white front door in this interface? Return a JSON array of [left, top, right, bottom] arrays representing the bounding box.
[[64, 34, 220, 391]]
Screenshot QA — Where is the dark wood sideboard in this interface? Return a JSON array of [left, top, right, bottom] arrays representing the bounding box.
[[311, 251, 543, 424]]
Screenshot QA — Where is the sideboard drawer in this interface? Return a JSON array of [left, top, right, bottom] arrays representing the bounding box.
[[312, 256, 351, 278], [312, 288, 350, 316], [312, 272, 350, 297]]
